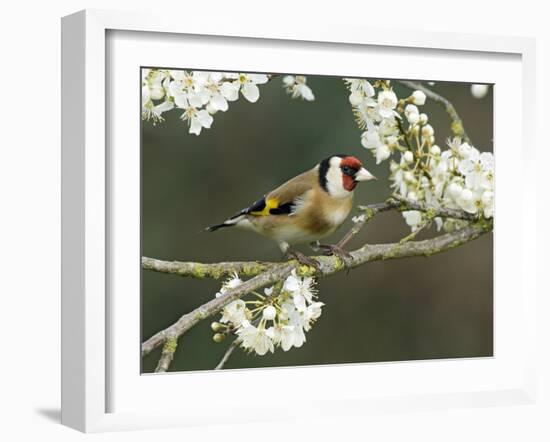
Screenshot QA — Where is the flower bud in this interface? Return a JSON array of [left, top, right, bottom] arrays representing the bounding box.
[[390, 161, 399, 173], [404, 103, 419, 116], [262, 305, 277, 321], [213, 333, 226, 343], [407, 112, 419, 125], [430, 145, 441, 155], [403, 150, 414, 163], [407, 191, 418, 201], [404, 171, 415, 182], [211, 322, 224, 332], [411, 90, 426, 105], [471, 84, 489, 99], [421, 124, 434, 138], [419, 113, 428, 125]]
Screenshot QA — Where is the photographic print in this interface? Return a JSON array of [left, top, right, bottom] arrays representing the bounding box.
[[140, 69, 493, 373]]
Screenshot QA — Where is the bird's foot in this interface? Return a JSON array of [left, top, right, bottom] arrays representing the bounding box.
[[284, 250, 321, 272], [317, 244, 354, 271]]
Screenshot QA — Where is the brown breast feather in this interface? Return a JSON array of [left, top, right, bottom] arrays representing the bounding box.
[[296, 187, 353, 235]]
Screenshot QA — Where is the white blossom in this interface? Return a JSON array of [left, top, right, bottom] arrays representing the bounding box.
[[411, 90, 427, 105], [376, 90, 398, 118], [283, 75, 315, 101], [226, 73, 269, 103], [180, 106, 214, 135], [361, 129, 392, 164], [344, 77, 494, 229], [220, 299, 248, 326], [213, 268, 323, 356], [405, 104, 420, 124], [262, 305, 277, 321], [275, 325, 298, 351], [215, 273, 243, 297], [142, 69, 275, 134], [283, 269, 316, 312], [481, 190, 494, 218], [237, 322, 274, 356], [403, 210, 423, 231], [204, 73, 239, 112], [471, 84, 489, 99], [403, 151, 414, 163], [421, 124, 434, 138], [352, 214, 367, 224]]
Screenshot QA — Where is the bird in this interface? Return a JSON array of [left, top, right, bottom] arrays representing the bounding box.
[[206, 154, 376, 267]]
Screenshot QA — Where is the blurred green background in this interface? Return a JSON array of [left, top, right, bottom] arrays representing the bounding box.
[[141, 73, 493, 373]]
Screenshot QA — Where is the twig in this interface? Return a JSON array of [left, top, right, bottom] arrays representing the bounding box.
[[142, 219, 492, 357], [337, 200, 400, 249], [398, 80, 471, 144], [396, 117, 414, 151], [215, 338, 240, 370], [386, 194, 479, 221], [154, 336, 178, 373]]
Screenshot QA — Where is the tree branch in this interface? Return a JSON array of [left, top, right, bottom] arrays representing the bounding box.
[[142, 263, 295, 356], [141, 218, 492, 357], [142, 197, 480, 280], [215, 338, 240, 370], [398, 80, 471, 144], [154, 336, 178, 373], [141, 257, 272, 280]]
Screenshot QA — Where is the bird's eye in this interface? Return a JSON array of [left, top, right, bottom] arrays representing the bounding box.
[[342, 166, 354, 176]]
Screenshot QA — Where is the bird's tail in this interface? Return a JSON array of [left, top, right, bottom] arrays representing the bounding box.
[[205, 214, 244, 232], [205, 222, 231, 232]]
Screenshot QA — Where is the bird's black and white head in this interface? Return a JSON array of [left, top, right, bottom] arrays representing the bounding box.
[[318, 154, 376, 198]]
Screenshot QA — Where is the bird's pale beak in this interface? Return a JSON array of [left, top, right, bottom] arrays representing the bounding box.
[[355, 167, 377, 181]]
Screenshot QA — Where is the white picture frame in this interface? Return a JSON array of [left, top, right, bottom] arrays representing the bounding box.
[[61, 9, 537, 433]]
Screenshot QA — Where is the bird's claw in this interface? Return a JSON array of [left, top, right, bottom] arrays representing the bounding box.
[[285, 251, 321, 272], [317, 244, 354, 272]]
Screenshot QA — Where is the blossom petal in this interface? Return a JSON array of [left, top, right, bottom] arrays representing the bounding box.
[[298, 84, 315, 101], [188, 92, 204, 108], [220, 82, 240, 101], [210, 93, 228, 112], [241, 82, 260, 102], [196, 110, 213, 128], [189, 117, 202, 135], [174, 93, 189, 109], [248, 74, 269, 84]]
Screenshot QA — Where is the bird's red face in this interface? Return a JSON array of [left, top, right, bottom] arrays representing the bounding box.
[[319, 154, 377, 198], [340, 156, 364, 191], [339, 155, 377, 191]]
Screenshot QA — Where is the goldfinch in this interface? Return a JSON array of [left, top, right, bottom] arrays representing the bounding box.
[[207, 154, 376, 264]]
